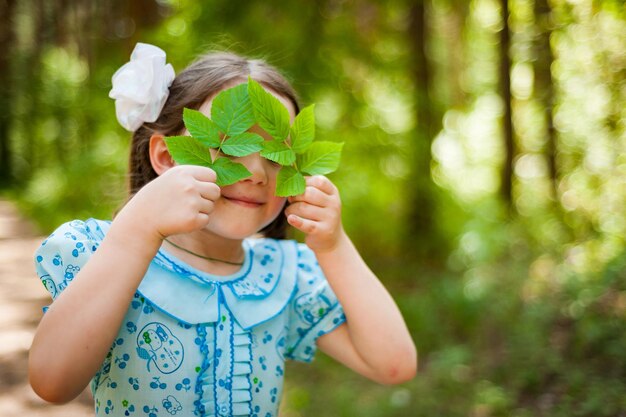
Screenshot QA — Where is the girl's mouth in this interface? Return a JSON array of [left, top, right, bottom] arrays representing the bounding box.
[[223, 196, 264, 208]]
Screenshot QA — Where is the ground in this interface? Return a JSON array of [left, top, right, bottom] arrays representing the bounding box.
[[0, 200, 93, 416]]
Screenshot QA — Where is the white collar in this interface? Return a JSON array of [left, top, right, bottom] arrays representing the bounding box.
[[88, 219, 298, 328]]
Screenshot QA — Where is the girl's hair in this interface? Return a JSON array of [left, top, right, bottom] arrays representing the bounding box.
[[128, 52, 301, 239]]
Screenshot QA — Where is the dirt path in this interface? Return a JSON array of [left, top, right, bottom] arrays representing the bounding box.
[[0, 200, 93, 416]]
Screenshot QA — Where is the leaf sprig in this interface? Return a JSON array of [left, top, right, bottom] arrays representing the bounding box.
[[164, 78, 343, 196]]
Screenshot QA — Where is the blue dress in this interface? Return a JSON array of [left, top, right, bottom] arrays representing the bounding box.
[[34, 219, 346, 417]]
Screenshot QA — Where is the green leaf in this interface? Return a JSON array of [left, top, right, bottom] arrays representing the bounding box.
[[183, 108, 221, 148], [221, 132, 264, 157], [212, 157, 252, 186], [276, 166, 306, 197], [211, 84, 255, 137], [247, 77, 291, 141], [290, 104, 315, 153], [164, 136, 214, 166], [260, 140, 296, 166], [298, 141, 344, 175]]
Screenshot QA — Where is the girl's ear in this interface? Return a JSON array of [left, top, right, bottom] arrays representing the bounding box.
[[149, 134, 175, 175]]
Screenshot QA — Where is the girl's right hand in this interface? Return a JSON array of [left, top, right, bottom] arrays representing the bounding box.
[[117, 165, 221, 242]]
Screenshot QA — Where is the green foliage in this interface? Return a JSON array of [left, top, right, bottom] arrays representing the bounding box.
[[166, 88, 259, 186], [298, 141, 344, 175], [211, 157, 253, 187], [247, 77, 343, 196], [165, 78, 343, 195], [259, 139, 296, 165], [163, 135, 215, 166], [4, 1, 626, 416], [183, 108, 221, 147], [247, 76, 291, 141], [276, 166, 306, 198], [220, 133, 264, 157], [290, 104, 316, 153], [211, 83, 256, 137]]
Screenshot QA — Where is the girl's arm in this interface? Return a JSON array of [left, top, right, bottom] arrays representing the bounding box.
[[29, 218, 162, 403], [29, 165, 220, 403], [285, 176, 417, 385]]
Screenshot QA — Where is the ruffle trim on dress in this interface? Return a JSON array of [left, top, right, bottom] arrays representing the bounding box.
[[194, 324, 215, 416], [194, 316, 253, 416], [230, 324, 253, 416]]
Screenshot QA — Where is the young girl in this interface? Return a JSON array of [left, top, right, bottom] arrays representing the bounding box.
[[29, 43, 416, 417]]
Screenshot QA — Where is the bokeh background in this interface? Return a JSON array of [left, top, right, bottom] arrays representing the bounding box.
[[1, 0, 625, 416]]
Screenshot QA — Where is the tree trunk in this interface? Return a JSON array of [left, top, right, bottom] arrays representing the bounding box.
[[0, 0, 16, 187], [446, 0, 469, 108], [406, 1, 445, 264], [499, 0, 515, 211], [25, 0, 48, 170], [534, 0, 558, 200]]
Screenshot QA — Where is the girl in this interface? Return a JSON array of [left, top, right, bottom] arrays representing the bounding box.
[[29, 43, 416, 417]]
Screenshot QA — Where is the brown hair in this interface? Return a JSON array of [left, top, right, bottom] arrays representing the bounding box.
[[127, 52, 300, 239]]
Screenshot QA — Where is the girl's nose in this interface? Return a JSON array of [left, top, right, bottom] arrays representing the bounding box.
[[239, 153, 268, 185]]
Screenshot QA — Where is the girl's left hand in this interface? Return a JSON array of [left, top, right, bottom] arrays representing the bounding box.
[[285, 175, 344, 253]]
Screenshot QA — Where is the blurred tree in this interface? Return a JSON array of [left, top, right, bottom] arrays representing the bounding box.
[[445, 0, 469, 109], [533, 0, 558, 201], [406, 0, 450, 264], [499, 0, 515, 211], [0, 0, 16, 187]]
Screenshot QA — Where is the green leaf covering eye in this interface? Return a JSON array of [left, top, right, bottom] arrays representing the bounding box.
[[211, 83, 256, 137], [260, 140, 296, 166], [247, 77, 291, 142], [221, 132, 264, 157], [165, 81, 343, 196], [212, 157, 252, 186], [164, 136, 214, 166], [183, 108, 221, 148], [276, 166, 306, 197]]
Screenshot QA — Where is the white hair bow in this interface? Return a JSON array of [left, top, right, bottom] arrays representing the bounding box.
[[109, 43, 175, 132]]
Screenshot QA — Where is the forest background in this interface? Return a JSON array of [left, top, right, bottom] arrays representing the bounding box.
[[0, 0, 625, 416]]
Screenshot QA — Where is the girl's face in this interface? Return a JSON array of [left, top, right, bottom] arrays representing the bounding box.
[[192, 82, 296, 240]]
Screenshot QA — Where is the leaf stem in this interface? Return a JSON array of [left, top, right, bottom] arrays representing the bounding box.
[[215, 135, 228, 163], [284, 140, 299, 171]]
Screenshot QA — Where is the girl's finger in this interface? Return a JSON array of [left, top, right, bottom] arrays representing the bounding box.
[[195, 212, 211, 226], [197, 181, 221, 202], [186, 165, 218, 183], [285, 202, 326, 222], [288, 185, 330, 207], [197, 198, 215, 215], [287, 214, 320, 234], [305, 175, 337, 196]]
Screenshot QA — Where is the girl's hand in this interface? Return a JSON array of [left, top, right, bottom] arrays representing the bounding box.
[[118, 165, 221, 242], [285, 175, 344, 253]]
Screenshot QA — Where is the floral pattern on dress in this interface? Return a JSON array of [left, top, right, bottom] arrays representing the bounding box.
[[34, 219, 345, 417]]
